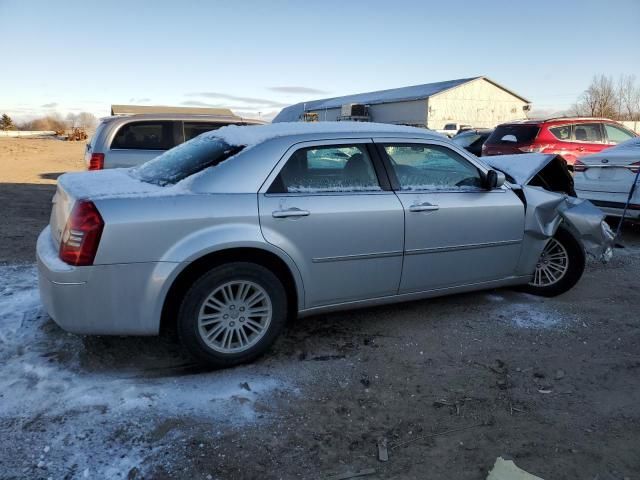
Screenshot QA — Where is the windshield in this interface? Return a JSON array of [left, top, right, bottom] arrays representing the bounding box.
[[134, 136, 243, 186]]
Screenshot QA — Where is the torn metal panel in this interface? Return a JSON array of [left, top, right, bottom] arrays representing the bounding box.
[[515, 185, 614, 275]]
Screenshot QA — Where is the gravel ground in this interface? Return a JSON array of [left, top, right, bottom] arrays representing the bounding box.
[[0, 137, 639, 479]]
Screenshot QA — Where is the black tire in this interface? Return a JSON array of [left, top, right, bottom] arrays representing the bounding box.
[[177, 262, 288, 368], [521, 227, 585, 297]]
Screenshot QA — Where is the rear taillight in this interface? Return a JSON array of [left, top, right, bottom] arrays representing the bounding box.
[[573, 160, 587, 172], [59, 201, 104, 266], [518, 144, 548, 153], [629, 162, 640, 174], [88, 153, 104, 170]]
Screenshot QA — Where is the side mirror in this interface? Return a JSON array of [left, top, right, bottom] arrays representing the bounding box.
[[484, 169, 505, 190]]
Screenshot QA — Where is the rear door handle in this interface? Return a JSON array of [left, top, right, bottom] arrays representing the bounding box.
[[272, 207, 310, 218], [409, 203, 439, 212]]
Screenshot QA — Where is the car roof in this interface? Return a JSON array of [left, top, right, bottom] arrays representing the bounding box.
[[498, 117, 623, 127], [99, 113, 266, 125], [203, 121, 443, 147]]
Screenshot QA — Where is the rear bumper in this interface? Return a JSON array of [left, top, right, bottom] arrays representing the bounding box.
[[37, 227, 179, 335]]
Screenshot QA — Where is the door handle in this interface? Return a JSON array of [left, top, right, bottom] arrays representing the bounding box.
[[409, 203, 439, 212], [272, 207, 310, 218]]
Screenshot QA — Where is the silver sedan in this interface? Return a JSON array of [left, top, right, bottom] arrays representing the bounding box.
[[37, 123, 606, 368]]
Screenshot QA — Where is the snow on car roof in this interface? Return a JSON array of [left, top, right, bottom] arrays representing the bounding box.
[[204, 121, 439, 147]]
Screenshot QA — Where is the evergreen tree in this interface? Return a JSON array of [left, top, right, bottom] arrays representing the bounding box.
[[1, 114, 15, 131]]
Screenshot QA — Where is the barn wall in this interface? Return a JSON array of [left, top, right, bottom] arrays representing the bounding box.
[[308, 100, 427, 126], [427, 78, 529, 129], [367, 100, 427, 126]]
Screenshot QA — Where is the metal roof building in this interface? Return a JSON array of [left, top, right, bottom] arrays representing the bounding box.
[[273, 76, 531, 129]]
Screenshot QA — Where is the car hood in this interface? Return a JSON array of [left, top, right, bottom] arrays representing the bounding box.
[[485, 153, 575, 196]]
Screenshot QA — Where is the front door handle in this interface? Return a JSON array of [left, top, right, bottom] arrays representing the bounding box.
[[272, 207, 310, 218], [409, 203, 439, 212]]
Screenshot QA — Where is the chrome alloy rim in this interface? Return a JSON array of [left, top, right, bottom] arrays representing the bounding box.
[[530, 238, 569, 287], [197, 281, 272, 353]]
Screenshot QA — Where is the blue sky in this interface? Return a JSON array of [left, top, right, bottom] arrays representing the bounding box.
[[1, 0, 639, 121]]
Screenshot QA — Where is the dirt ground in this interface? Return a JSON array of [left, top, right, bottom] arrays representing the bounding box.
[[0, 137, 639, 479], [0, 137, 85, 263]]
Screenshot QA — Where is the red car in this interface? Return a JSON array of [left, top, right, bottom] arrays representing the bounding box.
[[482, 117, 637, 165]]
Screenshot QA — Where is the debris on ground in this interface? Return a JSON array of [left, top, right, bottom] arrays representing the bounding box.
[[377, 437, 388, 462], [327, 467, 376, 480], [487, 457, 544, 480]]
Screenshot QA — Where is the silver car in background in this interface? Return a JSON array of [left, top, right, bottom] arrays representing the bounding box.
[[574, 137, 640, 219], [85, 109, 264, 170], [38, 123, 610, 368]]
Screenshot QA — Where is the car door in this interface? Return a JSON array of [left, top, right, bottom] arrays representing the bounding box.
[[375, 139, 524, 294], [572, 122, 606, 158], [258, 140, 404, 308]]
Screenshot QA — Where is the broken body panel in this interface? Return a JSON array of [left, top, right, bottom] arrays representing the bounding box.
[[485, 153, 614, 267]]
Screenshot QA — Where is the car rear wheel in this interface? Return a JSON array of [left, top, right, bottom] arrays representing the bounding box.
[[177, 262, 288, 368], [522, 227, 585, 297]]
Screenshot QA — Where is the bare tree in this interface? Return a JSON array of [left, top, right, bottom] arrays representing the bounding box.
[[574, 75, 618, 118], [76, 112, 97, 129], [618, 74, 640, 121]]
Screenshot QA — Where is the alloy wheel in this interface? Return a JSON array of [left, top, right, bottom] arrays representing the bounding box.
[[197, 280, 273, 353], [530, 238, 569, 287]]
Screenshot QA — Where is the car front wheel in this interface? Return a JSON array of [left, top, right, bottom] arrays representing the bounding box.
[[177, 262, 288, 368], [522, 227, 585, 297]]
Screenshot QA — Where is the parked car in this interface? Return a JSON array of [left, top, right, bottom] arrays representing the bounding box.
[[574, 137, 640, 219], [38, 123, 611, 368], [436, 122, 473, 138], [481, 117, 637, 165], [452, 128, 493, 156], [85, 112, 264, 170]]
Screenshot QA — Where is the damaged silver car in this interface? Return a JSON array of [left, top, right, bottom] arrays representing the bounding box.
[[36, 123, 614, 368]]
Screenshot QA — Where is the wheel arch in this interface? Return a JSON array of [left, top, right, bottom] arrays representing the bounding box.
[[159, 246, 304, 335]]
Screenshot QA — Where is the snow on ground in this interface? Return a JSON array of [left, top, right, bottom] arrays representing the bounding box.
[[0, 264, 291, 479], [482, 291, 571, 329]]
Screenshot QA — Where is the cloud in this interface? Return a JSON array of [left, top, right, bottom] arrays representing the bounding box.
[[184, 92, 288, 109], [268, 86, 328, 95], [41, 102, 58, 108], [128, 97, 152, 103]]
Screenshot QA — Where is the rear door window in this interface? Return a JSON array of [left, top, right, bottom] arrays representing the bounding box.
[[486, 125, 539, 144], [111, 121, 180, 150], [184, 122, 229, 141], [573, 123, 604, 143], [269, 145, 381, 193], [604, 124, 636, 144]]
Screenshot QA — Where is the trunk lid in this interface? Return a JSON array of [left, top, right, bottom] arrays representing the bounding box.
[[50, 169, 163, 248], [49, 184, 76, 249], [575, 141, 640, 194]]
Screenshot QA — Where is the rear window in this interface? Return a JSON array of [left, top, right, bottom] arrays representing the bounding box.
[[134, 136, 243, 186], [486, 125, 540, 145], [111, 121, 179, 150], [184, 122, 229, 141], [452, 132, 482, 148]]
